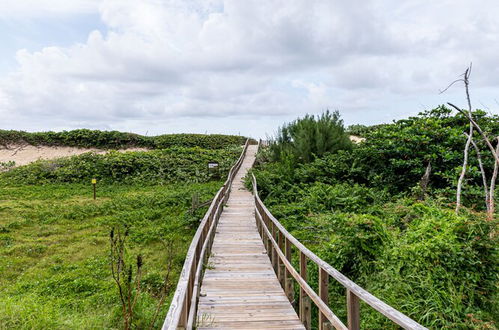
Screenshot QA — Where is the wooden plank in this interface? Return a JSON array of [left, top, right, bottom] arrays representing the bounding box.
[[164, 140, 251, 330], [195, 144, 303, 329]]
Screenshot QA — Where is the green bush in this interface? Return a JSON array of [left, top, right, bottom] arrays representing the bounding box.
[[152, 134, 247, 149], [0, 146, 241, 185], [348, 106, 499, 197], [270, 110, 352, 164], [250, 105, 499, 328], [0, 129, 247, 150], [364, 202, 498, 328]]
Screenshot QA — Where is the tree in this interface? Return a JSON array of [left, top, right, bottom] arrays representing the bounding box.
[[270, 110, 352, 164]]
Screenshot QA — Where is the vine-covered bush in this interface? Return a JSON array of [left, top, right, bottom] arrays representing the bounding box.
[[350, 106, 499, 195], [152, 134, 247, 149], [0, 129, 246, 150], [250, 106, 499, 328], [0, 146, 241, 185]]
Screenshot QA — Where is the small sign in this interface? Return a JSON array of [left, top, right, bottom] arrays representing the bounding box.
[[208, 162, 219, 169], [92, 179, 97, 184]]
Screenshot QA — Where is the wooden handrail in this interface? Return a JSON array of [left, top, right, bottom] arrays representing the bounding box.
[[163, 139, 250, 330], [251, 172, 427, 330]]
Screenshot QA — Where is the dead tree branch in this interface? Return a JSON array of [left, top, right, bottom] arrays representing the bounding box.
[[456, 131, 472, 213], [448, 103, 499, 165], [452, 67, 473, 214], [418, 161, 432, 201], [466, 133, 490, 211], [489, 138, 499, 220]]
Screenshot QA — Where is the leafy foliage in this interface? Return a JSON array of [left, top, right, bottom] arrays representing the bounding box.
[[0, 129, 247, 150], [351, 106, 499, 197], [0, 146, 241, 185], [251, 106, 499, 328]]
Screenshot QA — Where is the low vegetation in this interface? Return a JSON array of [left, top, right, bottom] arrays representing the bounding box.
[[0, 129, 246, 150], [0, 134, 242, 328], [0, 182, 221, 328], [251, 107, 498, 328], [0, 147, 241, 185]]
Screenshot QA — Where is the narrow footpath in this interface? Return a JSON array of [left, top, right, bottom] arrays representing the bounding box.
[[196, 144, 304, 329]]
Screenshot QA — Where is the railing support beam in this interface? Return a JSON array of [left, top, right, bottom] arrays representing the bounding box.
[[347, 289, 360, 330], [299, 252, 311, 330], [284, 238, 294, 304], [319, 267, 329, 330]]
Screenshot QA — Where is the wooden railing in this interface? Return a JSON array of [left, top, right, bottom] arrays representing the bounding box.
[[162, 139, 250, 330], [251, 174, 427, 330]]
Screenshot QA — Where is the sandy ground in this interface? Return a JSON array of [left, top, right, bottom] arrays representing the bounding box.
[[0, 145, 148, 167], [349, 135, 366, 143]]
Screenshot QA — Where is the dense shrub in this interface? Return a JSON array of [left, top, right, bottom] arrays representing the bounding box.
[[270, 110, 352, 164], [250, 105, 499, 328], [364, 202, 498, 328], [259, 184, 498, 328], [348, 106, 499, 197], [152, 134, 247, 149], [0, 146, 241, 185], [0, 129, 247, 150]]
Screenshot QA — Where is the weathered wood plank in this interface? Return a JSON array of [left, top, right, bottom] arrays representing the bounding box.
[[196, 144, 304, 329]]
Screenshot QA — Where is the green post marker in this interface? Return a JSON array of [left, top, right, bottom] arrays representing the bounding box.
[[92, 178, 97, 200]]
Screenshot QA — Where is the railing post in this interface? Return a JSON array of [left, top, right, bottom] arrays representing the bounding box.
[[265, 215, 271, 256], [271, 222, 278, 272], [284, 237, 294, 304], [180, 295, 188, 327], [347, 289, 360, 330], [256, 209, 262, 237], [299, 252, 311, 330], [278, 231, 285, 288], [319, 267, 329, 330]]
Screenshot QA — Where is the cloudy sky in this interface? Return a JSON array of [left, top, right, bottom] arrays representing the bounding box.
[[0, 0, 498, 138]]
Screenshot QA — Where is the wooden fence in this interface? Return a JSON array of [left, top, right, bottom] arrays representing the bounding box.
[[162, 139, 250, 329], [251, 173, 427, 330]]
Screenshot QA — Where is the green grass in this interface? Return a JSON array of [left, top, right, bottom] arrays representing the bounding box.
[[0, 182, 221, 329]]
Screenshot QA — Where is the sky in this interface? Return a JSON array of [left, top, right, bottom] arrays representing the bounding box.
[[0, 0, 498, 138]]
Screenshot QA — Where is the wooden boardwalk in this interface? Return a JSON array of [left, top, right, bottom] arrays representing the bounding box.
[[196, 145, 304, 329]]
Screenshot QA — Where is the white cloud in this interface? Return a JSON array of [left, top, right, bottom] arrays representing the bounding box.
[[0, 0, 498, 137], [0, 0, 101, 17]]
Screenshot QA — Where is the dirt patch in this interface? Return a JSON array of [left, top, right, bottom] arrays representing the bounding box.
[[0, 145, 149, 167]]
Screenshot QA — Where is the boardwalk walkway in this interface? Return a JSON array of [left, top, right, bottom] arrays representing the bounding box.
[[196, 145, 304, 329]]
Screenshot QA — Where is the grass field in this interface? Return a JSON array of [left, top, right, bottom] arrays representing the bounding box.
[[0, 181, 222, 329]]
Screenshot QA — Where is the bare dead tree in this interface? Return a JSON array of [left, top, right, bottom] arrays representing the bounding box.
[[418, 161, 432, 201], [451, 67, 473, 214], [489, 138, 499, 220], [445, 64, 499, 219], [456, 130, 473, 213], [466, 133, 490, 211]]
